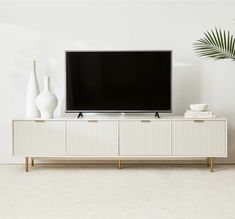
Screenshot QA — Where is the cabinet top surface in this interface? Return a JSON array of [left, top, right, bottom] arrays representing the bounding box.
[[13, 115, 227, 121]]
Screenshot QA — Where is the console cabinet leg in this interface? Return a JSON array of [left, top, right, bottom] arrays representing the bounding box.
[[118, 160, 122, 169], [31, 158, 34, 167], [25, 157, 29, 172], [210, 157, 214, 172], [206, 158, 209, 167]]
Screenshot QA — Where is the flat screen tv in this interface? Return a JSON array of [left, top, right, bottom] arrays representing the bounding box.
[[66, 51, 172, 114]]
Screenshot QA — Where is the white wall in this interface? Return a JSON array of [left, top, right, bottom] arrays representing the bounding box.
[[0, 1, 235, 164]]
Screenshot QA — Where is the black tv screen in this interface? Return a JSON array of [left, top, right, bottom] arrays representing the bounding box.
[[66, 51, 171, 113]]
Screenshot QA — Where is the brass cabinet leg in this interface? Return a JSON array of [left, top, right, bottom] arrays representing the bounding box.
[[118, 160, 122, 169], [210, 157, 214, 172], [206, 158, 209, 167], [25, 157, 29, 172], [31, 158, 34, 167]]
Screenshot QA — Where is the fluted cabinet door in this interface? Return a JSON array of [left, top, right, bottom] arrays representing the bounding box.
[[13, 121, 66, 156], [172, 120, 227, 156], [66, 121, 118, 156], [119, 121, 171, 156]]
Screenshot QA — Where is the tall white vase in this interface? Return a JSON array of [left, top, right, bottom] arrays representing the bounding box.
[[36, 77, 58, 119], [25, 61, 40, 118]]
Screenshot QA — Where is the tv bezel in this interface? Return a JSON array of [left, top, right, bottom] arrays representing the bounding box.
[[65, 50, 172, 114]]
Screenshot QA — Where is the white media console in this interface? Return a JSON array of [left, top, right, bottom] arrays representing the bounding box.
[[12, 116, 227, 172]]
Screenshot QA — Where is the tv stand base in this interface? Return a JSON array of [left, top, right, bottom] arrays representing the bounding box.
[[155, 112, 160, 118], [77, 112, 83, 118]]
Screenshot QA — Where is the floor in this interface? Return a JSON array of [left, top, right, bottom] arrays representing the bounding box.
[[0, 165, 235, 219]]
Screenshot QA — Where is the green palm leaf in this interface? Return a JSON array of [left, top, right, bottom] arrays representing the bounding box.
[[194, 28, 235, 61]]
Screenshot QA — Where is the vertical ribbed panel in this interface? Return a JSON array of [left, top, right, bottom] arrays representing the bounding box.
[[119, 121, 171, 156], [13, 121, 66, 156], [66, 121, 118, 156], [172, 120, 226, 156]]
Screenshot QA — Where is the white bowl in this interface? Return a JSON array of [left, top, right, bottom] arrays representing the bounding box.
[[190, 104, 208, 112]]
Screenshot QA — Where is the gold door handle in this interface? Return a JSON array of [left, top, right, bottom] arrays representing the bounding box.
[[88, 120, 98, 123], [35, 120, 45, 123]]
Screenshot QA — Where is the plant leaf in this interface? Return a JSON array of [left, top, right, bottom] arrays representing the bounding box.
[[194, 28, 235, 61]]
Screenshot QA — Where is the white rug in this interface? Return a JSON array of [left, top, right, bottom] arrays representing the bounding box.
[[0, 165, 234, 219]]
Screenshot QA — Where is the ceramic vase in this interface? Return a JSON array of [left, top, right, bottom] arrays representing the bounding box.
[[36, 77, 58, 119], [25, 61, 40, 118]]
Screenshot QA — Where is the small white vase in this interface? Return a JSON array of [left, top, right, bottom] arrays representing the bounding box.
[[25, 61, 40, 118], [36, 77, 58, 119]]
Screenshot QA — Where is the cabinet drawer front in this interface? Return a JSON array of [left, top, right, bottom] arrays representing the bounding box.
[[172, 120, 227, 156], [13, 121, 66, 156], [66, 121, 118, 156], [120, 121, 171, 156]]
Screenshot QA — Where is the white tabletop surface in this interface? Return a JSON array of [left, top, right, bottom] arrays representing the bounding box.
[[13, 113, 226, 121]]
